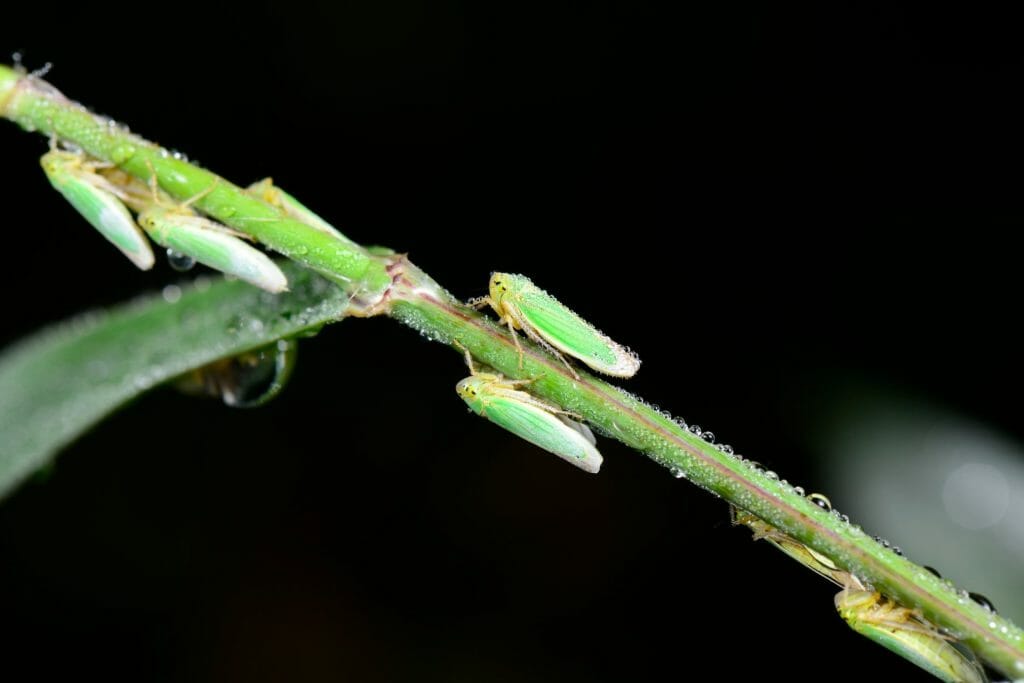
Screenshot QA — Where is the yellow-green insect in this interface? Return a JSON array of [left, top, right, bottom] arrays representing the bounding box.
[[473, 273, 640, 378], [733, 507, 986, 683], [246, 178, 349, 241], [835, 585, 986, 683], [135, 176, 288, 294], [41, 149, 155, 270], [455, 347, 602, 473]]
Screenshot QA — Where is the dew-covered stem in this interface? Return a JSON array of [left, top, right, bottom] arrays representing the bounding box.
[[2, 62, 1022, 679]]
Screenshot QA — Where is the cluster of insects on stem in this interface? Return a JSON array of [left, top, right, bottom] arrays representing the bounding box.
[[454, 275, 999, 682], [455, 272, 640, 473], [42, 127, 640, 477], [41, 141, 346, 295], [38, 104, 1003, 682]]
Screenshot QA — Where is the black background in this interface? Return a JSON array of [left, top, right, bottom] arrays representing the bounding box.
[[3, 3, 1023, 681]]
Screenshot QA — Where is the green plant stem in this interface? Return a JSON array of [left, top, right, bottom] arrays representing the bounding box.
[[3, 63, 1022, 678]]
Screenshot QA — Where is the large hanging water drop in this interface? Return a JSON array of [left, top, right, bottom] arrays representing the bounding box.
[[969, 592, 997, 614], [177, 339, 297, 408], [167, 248, 196, 272]]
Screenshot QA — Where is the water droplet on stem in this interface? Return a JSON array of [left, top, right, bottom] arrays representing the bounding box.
[[808, 492, 832, 511]]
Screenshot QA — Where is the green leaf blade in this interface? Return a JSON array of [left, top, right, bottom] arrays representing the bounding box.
[[0, 262, 351, 500]]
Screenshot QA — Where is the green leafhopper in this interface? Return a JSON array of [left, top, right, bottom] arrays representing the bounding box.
[[733, 507, 986, 683], [41, 149, 155, 270], [137, 206, 288, 294], [455, 347, 602, 473], [246, 178, 348, 241], [836, 587, 986, 683], [473, 273, 640, 378]]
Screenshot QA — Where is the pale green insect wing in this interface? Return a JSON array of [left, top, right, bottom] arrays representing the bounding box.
[[486, 396, 602, 473], [844, 619, 985, 683], [42, 155, 155, 270], [476, 390, 602, 473], [514, 286, 639, 377], [762, 534, 847, 587], [139, 210, 288, 293], [272, 186, 346, 239], [246, 179, 354, 244]]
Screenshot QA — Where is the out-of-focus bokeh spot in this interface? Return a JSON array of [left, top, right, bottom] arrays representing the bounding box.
[[943, 463, 1010, 531], [818, 389, 1024, 621]]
